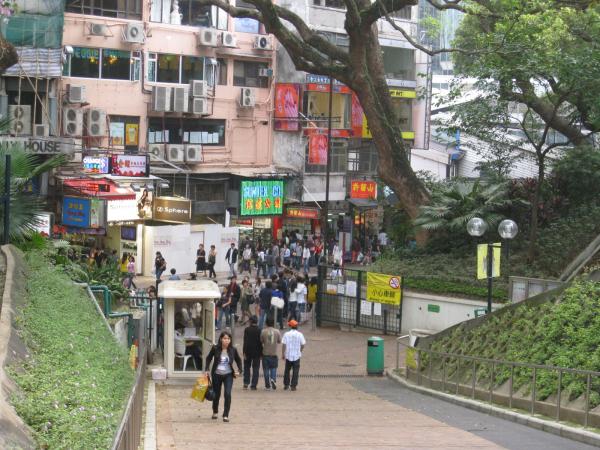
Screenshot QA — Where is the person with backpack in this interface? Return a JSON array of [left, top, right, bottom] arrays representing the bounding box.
[[154, 252, 166, 280]]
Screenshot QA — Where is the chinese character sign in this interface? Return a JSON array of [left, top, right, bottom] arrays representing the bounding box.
[[350, 180, 377, 200], [111, 154, 148, 177], [62, 197, 91, 228], [308, 134, 328, 165], [240, 180, 284, 216], [366, 272, 402, 306], [274, 83, 301, 131], [285, 207, 319, 219]]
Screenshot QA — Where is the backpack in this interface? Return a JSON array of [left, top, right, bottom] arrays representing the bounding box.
[[266, 252, 274, 266]]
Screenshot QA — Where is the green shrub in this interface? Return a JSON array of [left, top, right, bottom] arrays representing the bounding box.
[[10, 253, 134, 449]]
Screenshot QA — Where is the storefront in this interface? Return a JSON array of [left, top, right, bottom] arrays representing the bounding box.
[[159, 280, 219, 378], [282, 206, 320, 238], [238, 179, 284, 244]]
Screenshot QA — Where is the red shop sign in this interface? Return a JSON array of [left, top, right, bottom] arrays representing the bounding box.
[[350, 180, 377, 200], [285, 207, 320, 219]]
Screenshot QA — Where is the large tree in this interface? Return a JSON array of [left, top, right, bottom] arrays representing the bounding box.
[[198, 0, 430, 219]]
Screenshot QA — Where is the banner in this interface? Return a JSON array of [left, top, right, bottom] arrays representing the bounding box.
[[351, 93, 363, 137], [285, 207, 319, 219], [112, 154, 148, 177], [240, 180, 284, 216], [125, 123, 139, 146], [308, 134, 328, 165], [274, 83, 300, 131], [366, 272, 402, 305], [153, 197, 192, 223], [477, 243, 501, 279], [136, 189, 153, 219], [106, 199, 139, 222], [350, 180, 377, 200]]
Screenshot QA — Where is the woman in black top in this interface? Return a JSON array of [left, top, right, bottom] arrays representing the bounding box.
[[196, 244, 207, 276], [205, 331, 242, 422]]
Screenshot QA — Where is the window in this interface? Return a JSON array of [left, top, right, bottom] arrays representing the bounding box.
[[305, 140, 347, 173], [194, 182, 225, 201], [233, 60, 268, 88], [347, 143, 378, 173], [382, 47, 415, 80], [148, 54, 209, 84], [109, 115, 140, 150], [151, 1, 227, 27], [66, 0, 142, 19], [64, 47, 138, 81], [234, 0, 261, 33], [148, 118, 226, 146], [312, 0, 345, 8], [217, 58, 228, 85], [391, 7, 412, 20]]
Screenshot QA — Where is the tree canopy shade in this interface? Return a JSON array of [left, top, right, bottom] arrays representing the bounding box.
[[197, 0, 430, 219], [452, 0, 600, 145]]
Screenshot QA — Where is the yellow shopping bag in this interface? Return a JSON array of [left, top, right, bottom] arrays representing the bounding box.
[[191, 374, 209, 402]]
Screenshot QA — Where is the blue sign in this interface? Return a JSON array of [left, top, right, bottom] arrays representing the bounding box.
[[62, 197, 91, 228], [306, 74, 344, 85]]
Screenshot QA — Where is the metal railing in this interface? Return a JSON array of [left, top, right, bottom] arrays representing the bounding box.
[[111, 344, 147, 450], [396, 339, 600, 429]]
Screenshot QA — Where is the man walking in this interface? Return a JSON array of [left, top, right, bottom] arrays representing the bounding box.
[[242, 244, 252, 275], [282, 320, 306, 391], [242, 316, 262, 390], [225, 242, 238, 277], [261, 317, 281, 390], [258, 280, 273, 329]]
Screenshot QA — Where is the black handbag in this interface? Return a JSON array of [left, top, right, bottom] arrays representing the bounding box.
[[205, 375, 215, 402]]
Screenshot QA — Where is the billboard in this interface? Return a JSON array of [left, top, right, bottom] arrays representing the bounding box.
[[62, 197, 91, 228], [153, 197, 192, 223], [111, 154, 149, 177], [350, 180, 377, 200], [82, 156, 111, 174], [274, 83, 301, 131], [308, 134, 328, 165], [240, 180, 284, 216]]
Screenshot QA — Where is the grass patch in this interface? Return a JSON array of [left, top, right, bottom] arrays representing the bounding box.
[[9, 252, 134, 449]]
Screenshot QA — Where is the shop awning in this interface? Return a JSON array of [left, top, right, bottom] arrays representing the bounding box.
[[4, 48, 63, 78], [348, 198, 378, 209]]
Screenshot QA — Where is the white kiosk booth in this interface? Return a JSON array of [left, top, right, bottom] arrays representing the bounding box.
[[158, 280, 220, 378]]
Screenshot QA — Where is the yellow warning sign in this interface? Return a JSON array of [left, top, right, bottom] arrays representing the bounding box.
[[366, 272, 402, 305]]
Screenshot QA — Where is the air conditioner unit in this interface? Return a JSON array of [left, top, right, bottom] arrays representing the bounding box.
[[166, 144, 185, 162], [189, 80, 207, 98], [148, 144, 165, 159], [240, 87, 256, 108], [185, 145, 203, 163], [254, 35, 272, 50], [89, 23, 109, 36], [152, 86, 172, 112], [123, 22, 145, 43], [258, 68, 273, 77], [190, 98, 209, 115], [67, 84, 86, 103], [8, 105, 31, 135], [197, 28, 218, 47], [172, 86, 189, 113], [34, 124, 48, 137], [86, 108, 106, 137], [221, 31, 237, 48], [62, 107, 83, 137]]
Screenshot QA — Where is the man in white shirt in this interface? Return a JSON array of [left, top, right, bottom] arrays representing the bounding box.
[[281, 320, 306, 391], [378, 229, 388, 247]]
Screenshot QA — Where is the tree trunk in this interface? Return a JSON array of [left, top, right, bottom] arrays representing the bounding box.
[[527, 155, 545, 262], [0, 35, 18, 73]]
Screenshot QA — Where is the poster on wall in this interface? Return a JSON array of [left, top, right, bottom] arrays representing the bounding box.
[[111, 154, 149, 177], [125, 123, 139, 146], [351, 93, 363, 137], [89, 198, 103, 228], [240, 180, 284, 216], [274, 83, 301, 131], [308, 134, 328, 165], [136, 189, 153, 219], [110, 122, 125, 146]]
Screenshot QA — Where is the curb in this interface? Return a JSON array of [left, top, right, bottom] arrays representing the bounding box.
[[386, 370, 600, 448], [143, 380, 156, 450]]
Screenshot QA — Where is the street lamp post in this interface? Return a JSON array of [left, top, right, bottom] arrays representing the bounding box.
[[467, 218, 518, 314]]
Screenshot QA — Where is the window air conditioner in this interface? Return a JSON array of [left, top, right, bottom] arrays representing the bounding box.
[[34, 124, 48, 137], [123, 22, 145, 43], [86, 108, 106, 137], [185, 145, 203, 163], [240, 87, 256, 107], [166, 144, 185, 162], [8, 105, 32, 135], [189, 80, 207, 97], [152, 86, 172, 112], [197, 28, 218, 47], [258, 68, 273, 77], [67, 84, 86, 103], [221, 32, 237, 48], [172, 86, 189, 113], [62, 107, 83, 137], [190, 97, 210, 115], [254, 35, 272, 50], [89, 23, 109, 36], [148, 144, 165, 159]]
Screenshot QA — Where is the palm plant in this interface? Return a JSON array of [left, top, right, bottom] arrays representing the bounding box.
[[414, 179, 517, 234], [0, 137, 67, 242]]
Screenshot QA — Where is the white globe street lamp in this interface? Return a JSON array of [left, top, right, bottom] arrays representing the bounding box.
[[467, 217, 488, 237]]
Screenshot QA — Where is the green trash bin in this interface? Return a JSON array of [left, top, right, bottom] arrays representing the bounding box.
[[367, 336, 384, 375]]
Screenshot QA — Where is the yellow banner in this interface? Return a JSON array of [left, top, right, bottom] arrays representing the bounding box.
[[366, 272, 402, 305], [389, 89, 417, 98], [362, 115, 415, 140], [477, 243, 501, 280]]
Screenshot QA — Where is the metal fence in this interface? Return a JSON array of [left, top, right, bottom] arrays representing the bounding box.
[[396, 340, 600, 428], [110, 342, 147, 450], [316, 265, 402, 334]]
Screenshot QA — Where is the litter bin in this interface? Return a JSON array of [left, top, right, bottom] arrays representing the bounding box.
[[367, 336, 384, 375]]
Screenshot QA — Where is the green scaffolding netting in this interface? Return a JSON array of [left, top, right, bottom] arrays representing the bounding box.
[[1, 0, 65, 48]]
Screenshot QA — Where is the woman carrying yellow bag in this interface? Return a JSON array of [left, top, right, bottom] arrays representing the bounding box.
[[191, 373, 215, 402]]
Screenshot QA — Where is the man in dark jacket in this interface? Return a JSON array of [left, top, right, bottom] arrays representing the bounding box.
[[225, 276, 241, 323], [258, 281, 273, 329], [242, 315, 262, 390], [225, 242, 238, 277]]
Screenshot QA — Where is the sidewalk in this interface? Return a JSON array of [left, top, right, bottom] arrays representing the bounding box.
[[154, 322, 502, 449]]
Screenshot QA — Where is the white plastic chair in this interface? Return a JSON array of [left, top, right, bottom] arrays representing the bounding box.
[[175, 336, 196, 371]]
